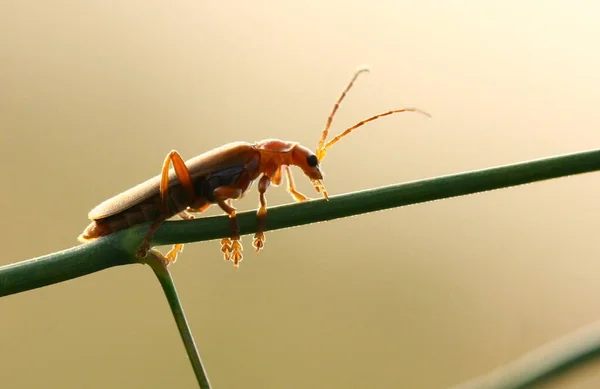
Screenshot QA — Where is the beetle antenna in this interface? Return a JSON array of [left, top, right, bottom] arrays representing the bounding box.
[[316, 67, 370, 161], [318, 108, 431, 161]]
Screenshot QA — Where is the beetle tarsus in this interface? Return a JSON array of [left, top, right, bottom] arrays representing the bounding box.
[[231, 240, 243, 268], [164, 243, 184, 265], [228, 212, 243, 266], [253, 232, 266, 252], [221, 237, 243, 266], [218, 208, 243, 267], [145, 245, 181, 267], [220, 238, 233, 261], [284, 166, 311, 202], [211, 189, 245, 267], [288, 190, 310, 202]]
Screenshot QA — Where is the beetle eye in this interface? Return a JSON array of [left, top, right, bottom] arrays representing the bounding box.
[[307, 154, 319, 167]]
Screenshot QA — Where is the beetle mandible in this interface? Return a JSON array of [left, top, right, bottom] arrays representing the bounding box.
[[78, 68, 430, 267]]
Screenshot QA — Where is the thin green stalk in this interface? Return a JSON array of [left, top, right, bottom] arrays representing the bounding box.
[[2, 148, 600, 297], [0, 237, 135, 297], [144, 252, 212, 389], [447, 320, 600, 389]]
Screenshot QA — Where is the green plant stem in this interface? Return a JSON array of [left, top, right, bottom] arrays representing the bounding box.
[[145, 253, 212, 389], [0, 237, 135, 297], [2, 148, 600, 297], [151, 148, 600, 245], [447, 321, 600, 389]]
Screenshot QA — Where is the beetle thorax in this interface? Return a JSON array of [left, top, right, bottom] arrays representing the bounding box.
[[255, 139, 298, 153], [254, 139, 298, 173]]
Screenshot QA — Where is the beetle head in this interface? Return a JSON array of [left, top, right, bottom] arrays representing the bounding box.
[[291, 144, 328, 199], [279, 67, 431, 201]]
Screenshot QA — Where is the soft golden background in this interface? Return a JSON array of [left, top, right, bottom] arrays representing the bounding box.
[[2, 1, 600, 388]]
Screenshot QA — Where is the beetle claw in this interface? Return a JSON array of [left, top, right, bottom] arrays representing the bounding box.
[[231, 249, 243, 268], [253, 232, 266, 252]]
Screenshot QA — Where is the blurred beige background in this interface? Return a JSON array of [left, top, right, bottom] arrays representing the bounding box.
[[2, 1, 600, 388]]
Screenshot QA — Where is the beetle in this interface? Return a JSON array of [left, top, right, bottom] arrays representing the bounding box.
[[78, 68, 430, 267]]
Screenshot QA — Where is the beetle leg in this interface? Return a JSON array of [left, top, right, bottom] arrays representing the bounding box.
[[178, 211, 195, 220], [159, 150, 196, 211], [136, 150, 197, 262], [137, 219, 185, 266], [165, 243, 185, 262], [271, 166, 283, 186], [137, 215, 187, 265], [147, 210, 194, 265], [178, 202, 211, 220], [284, 165, 310, 202], [147, 203, 212, 265], [159, 243, 185, 265], [188, 202, 212, 214], [146, 243, 185, 267], [253, 175, 271, 252], [136, 215, 170, 259], [213, 187, 244, 267]]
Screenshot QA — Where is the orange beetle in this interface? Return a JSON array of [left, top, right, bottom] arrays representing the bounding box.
[[78, 68, 430, 267]]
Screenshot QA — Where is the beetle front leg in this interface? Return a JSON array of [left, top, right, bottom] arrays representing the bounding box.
[[253, 175, 271, 252], [213, 187, 244, 267], [284, 166, 310, 202], [271, 166, 283, 186]]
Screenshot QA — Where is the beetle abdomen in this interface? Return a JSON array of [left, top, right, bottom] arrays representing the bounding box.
[[78, 182, 192, 242]]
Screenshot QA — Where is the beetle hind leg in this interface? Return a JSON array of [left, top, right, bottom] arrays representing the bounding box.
[[147, 243, 185, 267], [136, 215, 169, 258], [136, 149, 198, 261]]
